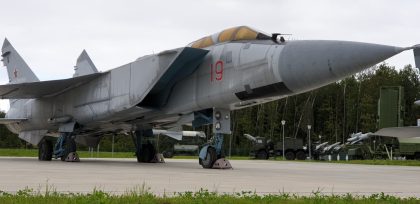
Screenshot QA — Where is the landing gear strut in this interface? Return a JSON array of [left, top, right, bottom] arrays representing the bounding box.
[[53, 133, 79, 162]]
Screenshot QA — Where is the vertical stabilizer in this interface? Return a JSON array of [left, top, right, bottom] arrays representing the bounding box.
[[414, 45, 420, 70], [1, 38, 39, 83], [73, 50, 98, 77]]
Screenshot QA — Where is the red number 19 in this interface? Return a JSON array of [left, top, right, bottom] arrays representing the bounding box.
[[210, 60, 223, 82]]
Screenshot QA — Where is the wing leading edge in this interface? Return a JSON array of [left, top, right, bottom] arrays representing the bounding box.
[[0, 72, 105, 99]]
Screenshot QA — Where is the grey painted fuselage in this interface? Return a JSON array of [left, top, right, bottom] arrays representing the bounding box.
[[1, 27, 415, 146]]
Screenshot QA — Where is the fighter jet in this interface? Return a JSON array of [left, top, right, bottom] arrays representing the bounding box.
[[0, 26, 419, 168]]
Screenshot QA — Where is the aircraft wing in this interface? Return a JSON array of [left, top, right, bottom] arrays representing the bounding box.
[[0, 118, 27, 124], [374, 126, 420, 138], [0, 72, 105, 99]]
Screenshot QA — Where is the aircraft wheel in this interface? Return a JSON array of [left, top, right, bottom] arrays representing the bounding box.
[[137, 143, 156, 163], [295, 150, 306, 160], [256, 149, 269, 160], [415, 152, 420, 160], [285, 151, 295, 160], [200, 147, 216, 168], [38, 139, 53, 161]]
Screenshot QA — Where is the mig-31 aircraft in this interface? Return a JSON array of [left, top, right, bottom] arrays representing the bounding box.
[[1, 26, 418, 168]]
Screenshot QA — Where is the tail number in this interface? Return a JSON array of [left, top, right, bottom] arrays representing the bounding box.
[[210, 60, 224, 82]]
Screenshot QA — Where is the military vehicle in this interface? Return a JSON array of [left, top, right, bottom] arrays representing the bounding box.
[[162, 144, 200, 158], [161, 132, 205, 158], [366, 136, 420, 160], [316, 133, 420, 160], [244, 134, 306, 160], [1, 26, 419, 168], [374, 86, 420, 160], [397, 138, 420, 159], [375, 85, 420, 139], [333, 86, 420, 161]]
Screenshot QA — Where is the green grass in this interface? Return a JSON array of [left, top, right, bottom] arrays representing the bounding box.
[[0, 148, 38, 157], [330, 159, 420, 166], [0, 148, 135, 158], [0, 188, 419, 204], [1, 148, 420, 167], [0, 149, 251, 160], [171, 155, 251, 160]]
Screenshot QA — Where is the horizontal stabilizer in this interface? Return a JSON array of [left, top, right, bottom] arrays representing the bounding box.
[[0, 72, 105, 99], [374, 126, 420, 138], [0, 118, 27, 124]]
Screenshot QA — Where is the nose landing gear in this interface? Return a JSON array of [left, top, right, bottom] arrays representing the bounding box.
[[198, 133, 232, 169], [198, 108, 232, 169]]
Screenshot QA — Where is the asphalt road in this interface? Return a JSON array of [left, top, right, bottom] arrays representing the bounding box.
[[0, 157, 419, 197]]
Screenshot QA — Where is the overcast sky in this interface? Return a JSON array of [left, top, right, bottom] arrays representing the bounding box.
[[0, 0, 419, 111]]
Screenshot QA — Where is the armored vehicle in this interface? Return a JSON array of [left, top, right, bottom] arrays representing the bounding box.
[[244, 134, 306, 160]]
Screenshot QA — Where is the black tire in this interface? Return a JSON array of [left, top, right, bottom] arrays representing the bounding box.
[[405, 155, 415, 160], [137, 143, 156, 163], [415, 152, 420, 160], [256, 149, 269, 160], [295, 150, 306, 160], [163, 150, 174, 158], [285, 151, 295, 160], [38, 139, 53, 161], [200, 147, 217, 168]]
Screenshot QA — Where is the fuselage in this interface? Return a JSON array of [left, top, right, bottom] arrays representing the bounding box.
[[5, 31, 407, 141], [5, 39, 284, 135]]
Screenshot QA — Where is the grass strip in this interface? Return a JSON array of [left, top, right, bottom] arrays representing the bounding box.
[[1, 148, 420, 166], [0, 188, 419, 204]]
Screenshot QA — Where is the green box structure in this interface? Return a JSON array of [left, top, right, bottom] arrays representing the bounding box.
[[378, 86, 404, 129], [377, 86, 420, 160]]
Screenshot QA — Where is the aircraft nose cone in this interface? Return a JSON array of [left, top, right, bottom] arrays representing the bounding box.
[[279, 40, 403, 93]]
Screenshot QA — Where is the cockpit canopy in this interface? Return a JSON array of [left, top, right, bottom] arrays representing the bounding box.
[[189, 26, 271, 49]]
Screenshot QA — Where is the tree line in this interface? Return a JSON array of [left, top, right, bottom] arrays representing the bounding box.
[[0, 64, 419, 155]]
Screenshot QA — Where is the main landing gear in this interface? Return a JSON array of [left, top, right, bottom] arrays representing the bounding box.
[[53, 133, 79, 162], [38, 133, 80, 162], [133, 130, 162, 163]]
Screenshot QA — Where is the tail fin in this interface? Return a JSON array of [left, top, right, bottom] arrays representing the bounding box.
[[73, 50, 98, 77], [1, 38, 39, 83], [413, 45, 420, 69]]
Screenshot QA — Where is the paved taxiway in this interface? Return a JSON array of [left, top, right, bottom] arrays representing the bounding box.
[[0, 157, 419, 197]]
